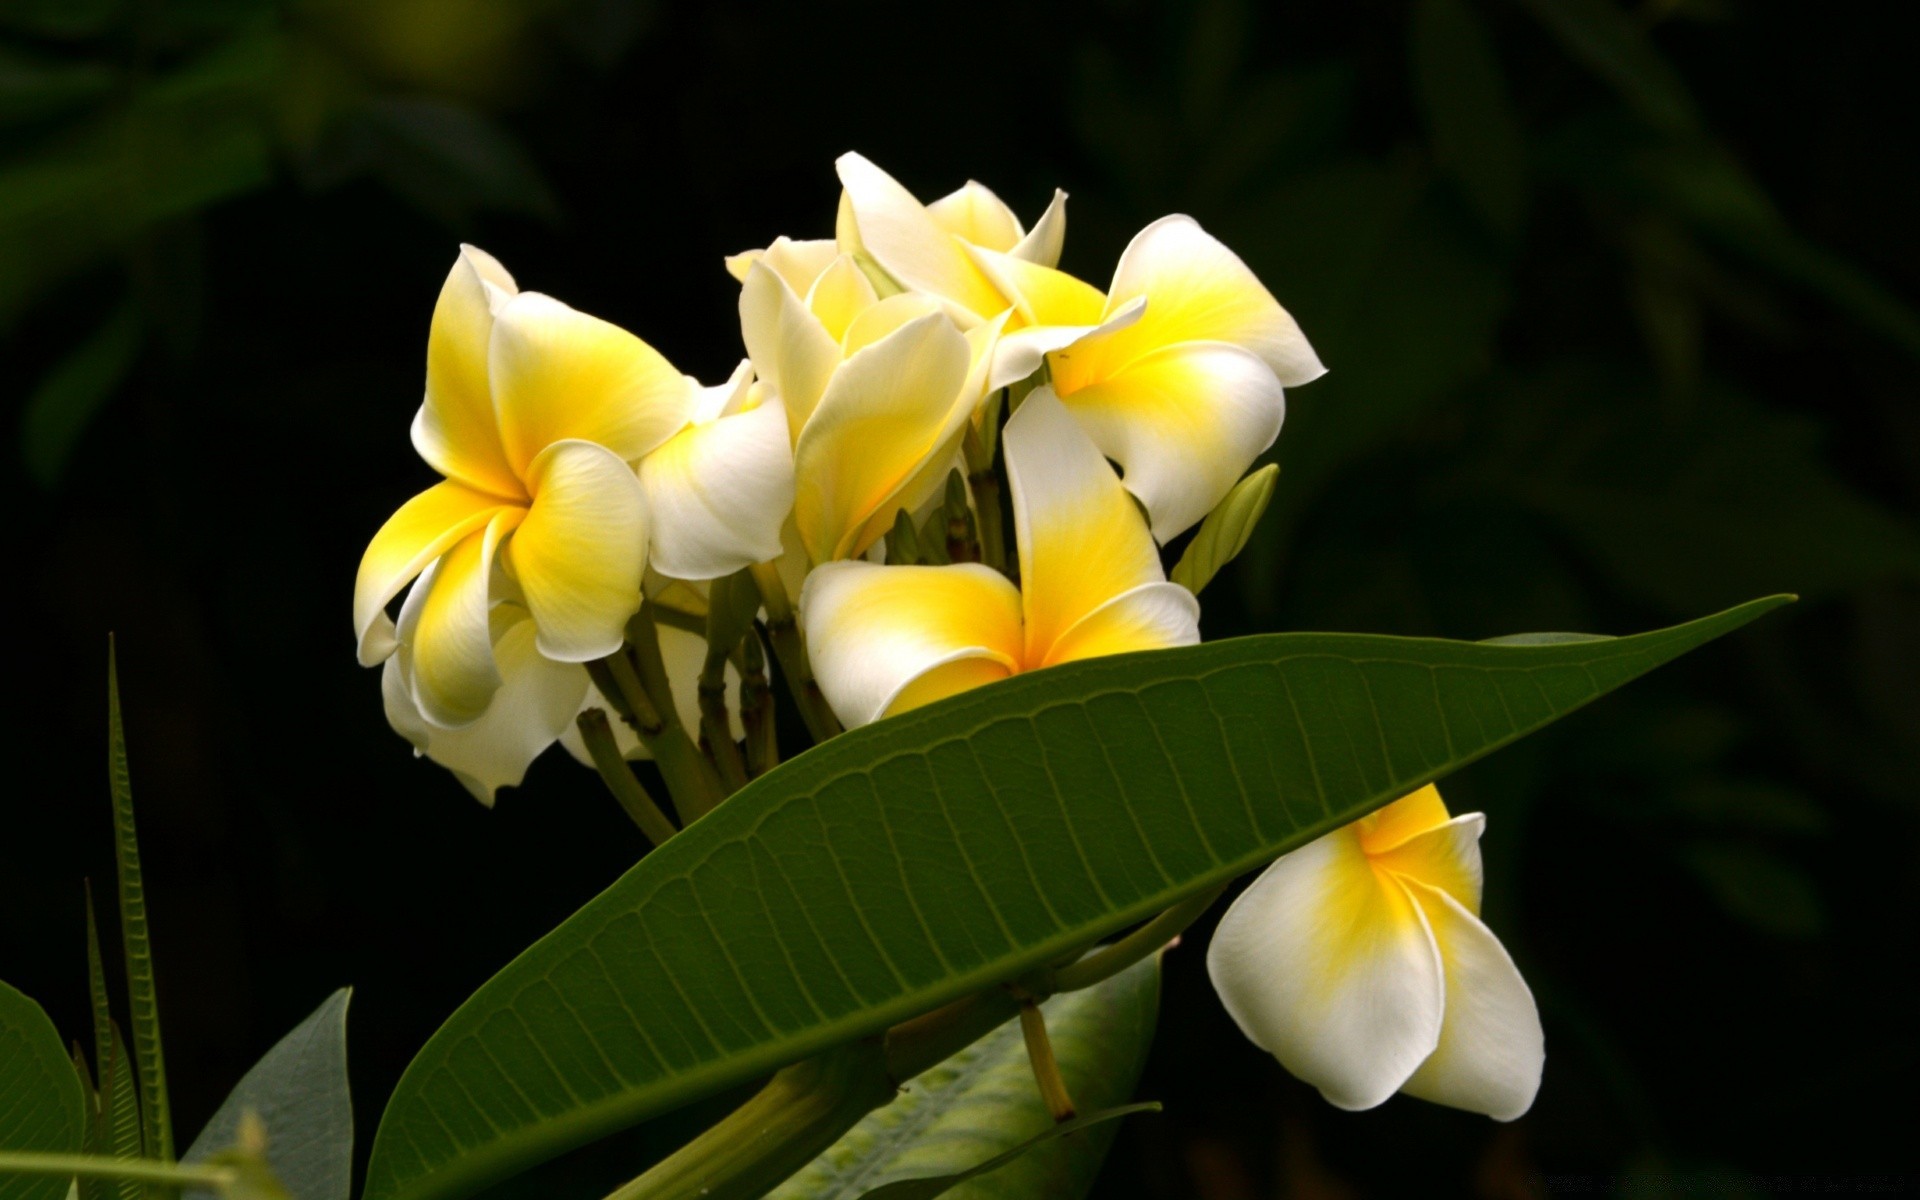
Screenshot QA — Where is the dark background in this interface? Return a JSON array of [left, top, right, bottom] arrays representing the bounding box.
[[3, 0, 1917, 1196]]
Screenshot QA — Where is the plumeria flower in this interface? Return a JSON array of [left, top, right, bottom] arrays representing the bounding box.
[[832, 151, 1066, 327], [735, 252, 1003, 565], [800, 387, 1199, 725], [977, 217, 1328, 541], [1206, 785, 1545, 1121], [379, 597, 723, 805]]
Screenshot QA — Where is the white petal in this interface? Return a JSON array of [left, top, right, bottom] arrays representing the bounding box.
[[1207, 827, 1446, 1112], [1056, 340, 1286, 541], [926, 180, 1024, 252], [385, 609, 588, 806], [987, 296, 1144, 391], [640, 398, 795, 580], [799, 561, 1022, 727], [835, 152, 1010, 322], [1102, 214, 1326, 386], [740, 260, 840, 435], [1010, 189, 1067, 268], [1398, 880, 1545, 1121]]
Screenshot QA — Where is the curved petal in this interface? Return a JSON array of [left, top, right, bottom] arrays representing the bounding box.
[[640, 398, 795, 580], [835, 152, 1010, 322], [1056, 340, 1285, 541], [1010, 188, 1067, 268], [1206, 827, 1446, 1112], [926, 180, 1023, 252], [1398, 879, 1545, 1121], [726, 236, 839, 291], [1373, 811, 1486, 915], [988, 296, 1144, 392], [806, 254, 880, 343], [412, 245, 523, 498], [490, 292, 695, 474], [965, 245, 1106, 329], [1087, 214, 1326, 386], [354, 480, 510, 665], [1003, 387, 1168, 666], [385, 607, 589, 805], [840, 292, 948, 357], [799, 561, 1021, 727], [741, 260, 840, 437], [507, 439, 648, 662], [1041, 581, 1200, 669], [1356, 784, 1455, 854], [792, 311, 971, 563], [409, 508, 524, 726]]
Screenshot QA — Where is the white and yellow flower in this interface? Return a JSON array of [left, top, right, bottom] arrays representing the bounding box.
[[800, 387, 1199, 725], [831, 151, 1066, 327], [1206, 785, 1545, 1120], [354, 246, 777, 732], [735, 250, 1002, 565]]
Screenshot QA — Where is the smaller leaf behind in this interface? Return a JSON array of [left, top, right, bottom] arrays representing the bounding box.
[[102, 1024, 143, 1198], [0, 978, 86, 1200], [182, 990, 354, 1200], [774, 955, 1162, 1200], [855, 1105, 1161, 1200]]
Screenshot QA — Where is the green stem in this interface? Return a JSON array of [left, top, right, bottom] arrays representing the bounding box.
[[971, 470, 1006, 576], [1045, 886, 1226, 994], [0, 1153, 229, 1190], [749, 564, 843, 744], [602, 1043, 896, 1200], [735, 633, 777, 778], [589, 637, 726, 823], [576, 710, 679, 847]]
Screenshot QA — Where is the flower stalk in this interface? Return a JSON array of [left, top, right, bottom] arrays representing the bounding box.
[[748, 562, 842, 743], [1017, 998, 1077, 1122], [575, 709, 679, 847]]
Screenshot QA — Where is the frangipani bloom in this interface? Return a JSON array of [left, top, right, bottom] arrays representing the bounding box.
[[1206, 786, 1545, 1121], [736, 250, 1002, 565], [380, 598, 723, 804], [833, 151, 1066, 326], [353, 246, 691, 725], [801, 388, 1199, 726]]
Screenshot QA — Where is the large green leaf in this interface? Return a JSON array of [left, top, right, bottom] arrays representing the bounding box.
[[0, 979, 86, 1200], [183, 990, 353, 1200], [773, 955, 1161, 1199], [367, 598, 1788, 1200]]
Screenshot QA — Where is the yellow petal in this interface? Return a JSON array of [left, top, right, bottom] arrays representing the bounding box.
[[354, 479, 509, 665], [1398, 878, 1544, 1120], [799, 561, 1021, 727], [926, 179, 1024, 252], [806, 254, 879, 343], [727, 236, 839, 292], [1357, 783, 1454, 853], [1039, 581, 1199, 669], [408, 508, 524, 726], [964, 244, 1107, 328], [489, 292, 695, 475], [1053, 340, 1285, 540], [1088, 214, 1326, 386], [1010, 189, 1067, 268], [640, 398, 794, 580], [506, 438, 648, 662], [791, 311, 971, 563], [1003, 387, 1168, 667], [987, 296, 1144, 392], [835, 152, 1011, 323], [1373, 813, 1486, 916], [411, 246, 524, 499], [384, 605, 588, 805], [740, 260, 840, 438], [1206, 823, 1446, 1112], [840, 292, 947, 356]]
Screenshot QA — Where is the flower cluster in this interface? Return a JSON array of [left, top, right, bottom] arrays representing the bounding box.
[[351, 153, 1540, 1120]]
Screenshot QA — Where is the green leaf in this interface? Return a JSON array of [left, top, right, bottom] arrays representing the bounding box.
[[1170, 465, 1277, 596], [19, 299, 142, 487], [99, 1024, 142, 1198], [366, 596, 1790, 1200], [852, 1106, 1159, 1200], [106, 641, 172, 1162], [1409, 0, 1526, 237], [182, 991, 353, 1200], [774, 956, 1162, 1200], [0, 979, 86, 1200]]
